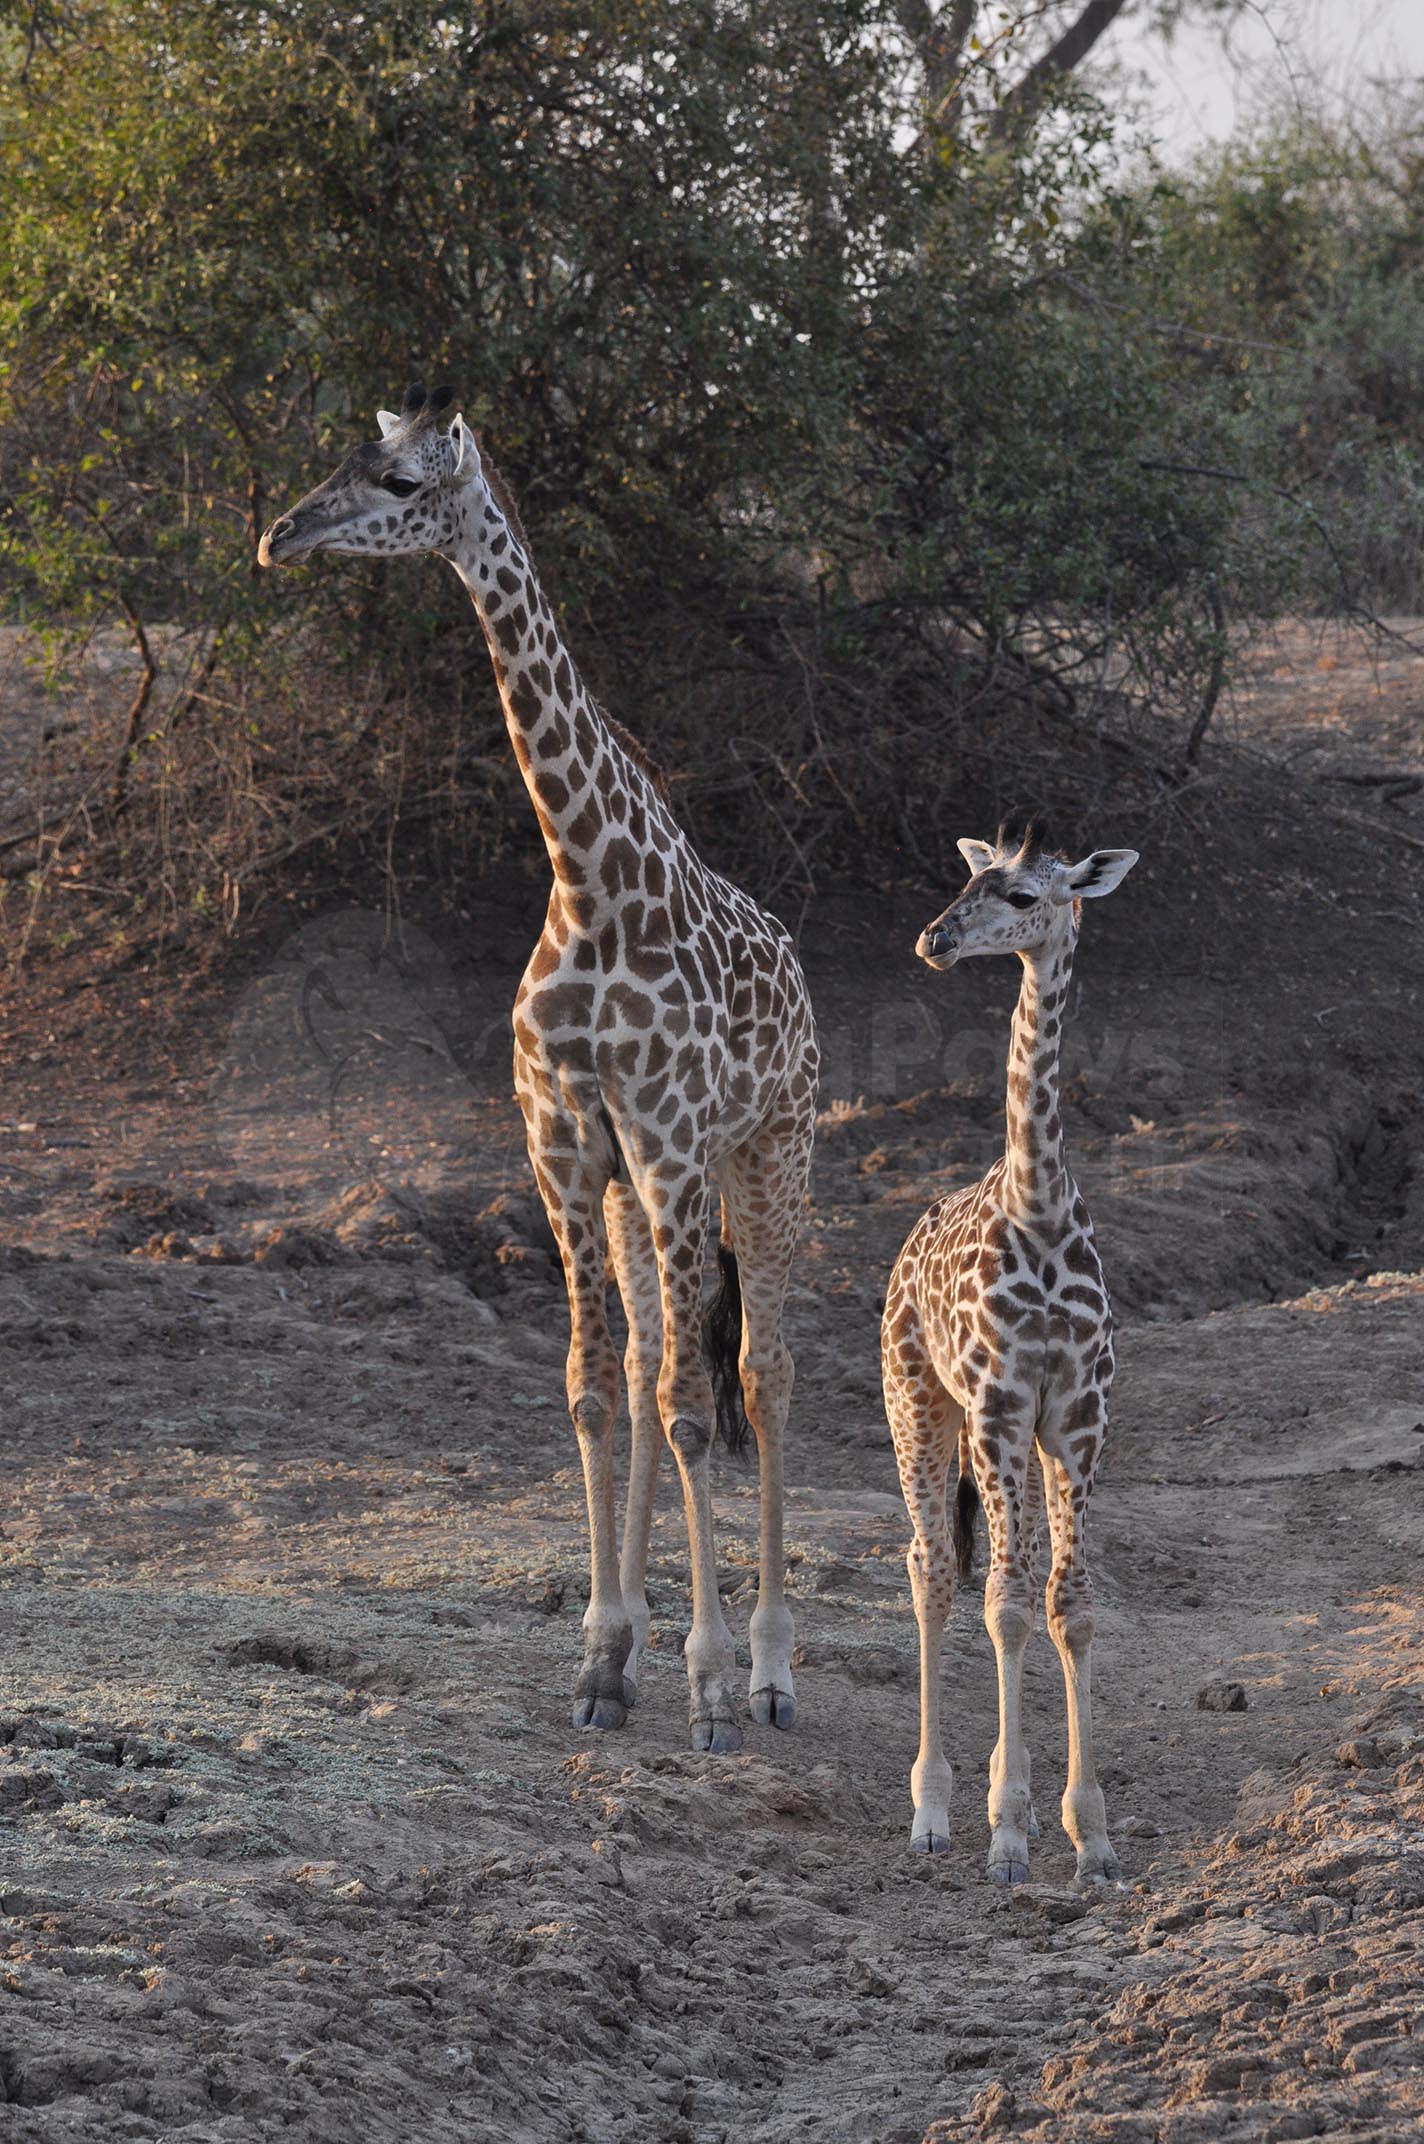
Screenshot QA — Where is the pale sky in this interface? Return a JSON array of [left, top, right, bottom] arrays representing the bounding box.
[[1100, 0, 1424, 157]]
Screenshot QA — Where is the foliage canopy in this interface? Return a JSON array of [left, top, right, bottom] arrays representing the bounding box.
[[1, 2, 1419, 927]]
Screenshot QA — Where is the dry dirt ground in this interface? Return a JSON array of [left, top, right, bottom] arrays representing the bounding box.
[[0, 626, 1421, 2142]]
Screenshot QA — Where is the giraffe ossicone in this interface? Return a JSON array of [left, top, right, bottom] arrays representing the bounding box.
[[881, 817, 1137, 1886], [259, 386, 819, 1756]]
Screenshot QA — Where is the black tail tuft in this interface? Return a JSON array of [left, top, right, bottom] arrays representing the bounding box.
[[703, 1243, 751, 1461], [953, 1468, 980, 1585]]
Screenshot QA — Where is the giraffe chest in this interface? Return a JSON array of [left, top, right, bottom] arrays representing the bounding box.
[[511, 913, 812, 1165], [906, 1193, 1112, 1406]]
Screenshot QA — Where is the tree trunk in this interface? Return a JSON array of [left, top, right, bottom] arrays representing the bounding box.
[[989, 0, 1134, 139], [111, 598, 158, 813], [898, 0, 976, 143]]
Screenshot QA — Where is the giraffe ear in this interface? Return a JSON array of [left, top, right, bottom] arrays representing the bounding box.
[[956, 838, 996, 876], [1055, 848, 1139, 901], [448, 413, 477, 478], [376, 410, 402, 438]]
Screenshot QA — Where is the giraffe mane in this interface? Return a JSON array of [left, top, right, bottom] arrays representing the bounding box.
[[603, 711, 673, 805], [473, 437, 673, 805], [474, 435, 534, 556]]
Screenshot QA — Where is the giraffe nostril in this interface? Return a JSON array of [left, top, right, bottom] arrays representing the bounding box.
[[259, 514, 301, 568], [918, 925, 956, 965]]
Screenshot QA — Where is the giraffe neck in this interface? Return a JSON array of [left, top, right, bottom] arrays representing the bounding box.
[[444, 487, 678, 907], [1002, 930, 1075, 1226]]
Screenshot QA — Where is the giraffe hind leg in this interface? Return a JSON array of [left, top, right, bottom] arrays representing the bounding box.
[[721, 1094, 814, 1733], [1040, 1425, 1120, 1886], [883, 1294, 961, 1853], [972, 1413, 1039, 1884], [952, 1431, 1038, 1839]]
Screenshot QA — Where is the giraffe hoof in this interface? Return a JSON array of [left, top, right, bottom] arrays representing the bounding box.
[[911, 1830, 950, 1855], [572, 1694, 627, 1733], [691, 1715, 742, 1756], [749, 1686, 796, 1731], [987, 1853, 1030, 1885]]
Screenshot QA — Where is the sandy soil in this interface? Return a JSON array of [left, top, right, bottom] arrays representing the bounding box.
[[0, 626, 1421, 2142]]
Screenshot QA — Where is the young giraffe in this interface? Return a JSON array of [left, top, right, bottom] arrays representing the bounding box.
[[880, 819, 1137, 1884], [258, 385, 818, 1754]]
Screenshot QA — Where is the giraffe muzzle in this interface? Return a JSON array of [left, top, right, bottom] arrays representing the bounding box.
[[257, 514, 310, 568], [916, 923, 960, 970]]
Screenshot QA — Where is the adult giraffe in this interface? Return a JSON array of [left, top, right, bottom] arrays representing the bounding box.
[[259, 385, 818, 1755]]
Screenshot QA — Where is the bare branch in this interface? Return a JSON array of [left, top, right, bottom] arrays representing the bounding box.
[[110, 597, 158, 813], [897, 0, 976, 118], [989, 0, 1134, 138]]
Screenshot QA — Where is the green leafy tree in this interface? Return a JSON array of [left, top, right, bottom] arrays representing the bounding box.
[[0, 0, 1356, 930]]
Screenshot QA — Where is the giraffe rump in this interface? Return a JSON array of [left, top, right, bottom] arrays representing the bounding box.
[[703, 1242, 752, 1460]]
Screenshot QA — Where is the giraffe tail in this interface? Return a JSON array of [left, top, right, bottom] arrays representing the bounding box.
[[703, 1240, 752, 1461], [953, 1427, 979, 1584]]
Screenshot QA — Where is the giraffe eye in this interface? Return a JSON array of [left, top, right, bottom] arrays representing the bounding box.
[[1006, 890, 1037, 910], [380, 474, 420, 500]]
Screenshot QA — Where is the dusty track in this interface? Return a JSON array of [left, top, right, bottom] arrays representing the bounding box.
[[1, 625, 1421, 2141]]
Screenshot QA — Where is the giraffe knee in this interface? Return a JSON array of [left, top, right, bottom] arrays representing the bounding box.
[[987, 1601, 1032, 1652], [572, 1391, 616, 1441], [1051, 1605, 1096, 1658], [1047, 1570, 1095, 1651], [741, 1349, 793, 1432], [984, 1573, 1033, 1651], [667, 1414, 712, 1463]]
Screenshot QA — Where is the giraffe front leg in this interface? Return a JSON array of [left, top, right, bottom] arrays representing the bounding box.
[[984, 1564, 1035, 1883], [670, 1411, 741, 1755], [906, 1529, 956, 1851], [1041, 1439, 1120, 1886], [1050, 1578, 1118, 1886], [536, 1160, 630, 1733], [1023, 1455, 1047, 1843], [606, 1184, 664, 1710], [974, 1420, 1038, 1884], [618, 1381, 661, 1709], [571, 1393, 632, 1732]]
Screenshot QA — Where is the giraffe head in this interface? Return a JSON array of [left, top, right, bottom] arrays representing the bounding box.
[[257, 383, 485, 568], [916, 819, 1138, 970]]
